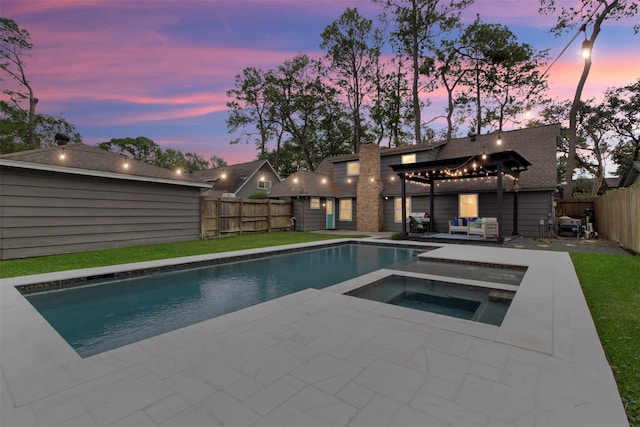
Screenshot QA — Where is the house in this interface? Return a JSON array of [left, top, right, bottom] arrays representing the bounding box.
[[621, 161, 640, 187], [270, 124, 561, 239], [0, 143, 211, 259], [268, 169, 336, 231], [192, 159, 281, 198]]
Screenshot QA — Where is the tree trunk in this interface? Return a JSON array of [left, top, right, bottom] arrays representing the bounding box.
[[412, 30, 421, 144], [563, 0, 612, 200]]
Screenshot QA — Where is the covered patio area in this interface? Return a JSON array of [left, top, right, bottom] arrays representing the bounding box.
[[390, 150, 532, 243]]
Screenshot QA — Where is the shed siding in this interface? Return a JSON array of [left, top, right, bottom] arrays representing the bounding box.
[[0, 168, 202, 259]]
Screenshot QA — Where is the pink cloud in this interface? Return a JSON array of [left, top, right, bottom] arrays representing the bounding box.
[[4, 0, 638, 166]]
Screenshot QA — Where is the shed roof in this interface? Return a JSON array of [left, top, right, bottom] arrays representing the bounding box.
[[0, 143, 210, 188]]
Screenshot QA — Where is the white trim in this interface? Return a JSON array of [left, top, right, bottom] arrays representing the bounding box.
[[0, 159, 211, 189]]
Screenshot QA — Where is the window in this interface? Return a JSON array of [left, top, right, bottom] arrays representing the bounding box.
[[401, 154, 416, 164], [310, 197, 320, 209], [347, 161, 359, 176], [394, 197, 411, 222], [339, 198, 353, 221], [459, 193, 478, 218], [258, 179, 271, 189]]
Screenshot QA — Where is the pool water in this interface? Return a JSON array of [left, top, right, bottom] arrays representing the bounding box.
[[22, 244, 424, 357]]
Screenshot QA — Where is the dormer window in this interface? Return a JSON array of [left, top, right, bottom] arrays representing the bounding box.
[[347, 161, 359, 176], [258, 179, 271, 189], [402, 154, 416, 164]]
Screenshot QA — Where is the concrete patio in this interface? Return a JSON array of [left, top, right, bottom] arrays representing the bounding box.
[[0, 239, 629, 426]]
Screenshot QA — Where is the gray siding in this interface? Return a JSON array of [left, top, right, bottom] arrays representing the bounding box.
[[0, 167, 202, 259], [235, 163, 280, 199], [291, 198, 327, 231]]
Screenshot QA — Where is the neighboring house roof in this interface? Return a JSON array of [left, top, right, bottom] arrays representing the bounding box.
[[0, 143, 210, 188], [605, 177, 621, 188], [622, 161, 640, 187], [269, 170, 336, 198], [193, 159, 280, 197]]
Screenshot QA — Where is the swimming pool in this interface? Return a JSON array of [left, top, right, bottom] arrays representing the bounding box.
[[21, 243, 426, 357]]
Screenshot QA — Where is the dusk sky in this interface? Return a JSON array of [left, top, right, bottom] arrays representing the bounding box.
[[3, 0, 639, 165]]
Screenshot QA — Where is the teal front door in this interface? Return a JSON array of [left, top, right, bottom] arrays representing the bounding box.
[[326, 198, 335, 229]]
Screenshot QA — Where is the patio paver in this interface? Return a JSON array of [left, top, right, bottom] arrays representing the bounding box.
[[0, 239, 630, 426]]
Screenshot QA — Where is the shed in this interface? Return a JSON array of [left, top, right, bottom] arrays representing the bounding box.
[[0, 143, 211, 259]]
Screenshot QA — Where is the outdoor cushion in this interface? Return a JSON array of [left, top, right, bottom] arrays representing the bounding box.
[[453, 218, 459, 226]]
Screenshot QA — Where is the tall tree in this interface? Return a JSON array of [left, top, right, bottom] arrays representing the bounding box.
[[454, 17, 549, 135], [98, 137, 161, 163], [370, 53, 414, 146], [265, 55, 350, 171], [226, 67, 276, 157], [98, 136, 211, 171], [434, 37, 468, 140], [600, 79, 640, 178], [539, 0, 638, 199], [375, 0, 473, 144], [0, 18, 37, 148], [320, 8, 383, 151], [1, 18, 80, 153]]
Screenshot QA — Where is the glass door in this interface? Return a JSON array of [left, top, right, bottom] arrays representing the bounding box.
[[325, 198, 335, 229]]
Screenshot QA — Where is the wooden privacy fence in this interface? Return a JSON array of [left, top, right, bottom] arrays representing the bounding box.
[[201, 197, 293, 238], [555, 200, 594, 218], [593, 185, 640, 254]]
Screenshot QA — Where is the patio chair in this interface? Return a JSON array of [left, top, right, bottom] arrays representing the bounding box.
[[409, 216, 427, 234]]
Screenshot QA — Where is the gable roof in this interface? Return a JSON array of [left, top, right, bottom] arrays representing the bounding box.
[[269, 169, 335, 198], [0, 143, 210, 188], [193, 159, 280, 196], [269, 124, 561, 199]]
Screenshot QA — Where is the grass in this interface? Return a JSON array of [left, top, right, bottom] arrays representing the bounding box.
[[0, 231, 364, 279], [571, 252, 640, 427], [1, 235, 637, 424]]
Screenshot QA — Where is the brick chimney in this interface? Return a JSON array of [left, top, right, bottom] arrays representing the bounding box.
[[356, 144, 383, 232]]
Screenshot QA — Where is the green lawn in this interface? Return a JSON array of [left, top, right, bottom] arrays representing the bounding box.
[[1, 235, 638, 425], [0, 232, 363, 278], [571, 252, 640, 427]]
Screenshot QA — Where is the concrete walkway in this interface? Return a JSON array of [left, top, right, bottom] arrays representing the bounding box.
[[1, 238, 629, 426]]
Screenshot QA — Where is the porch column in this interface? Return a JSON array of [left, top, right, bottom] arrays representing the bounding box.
[[429, 178, 435, 232], [401, 173, 407, 236], [497, 168, 504, 242], [512, 191, 519, 235]]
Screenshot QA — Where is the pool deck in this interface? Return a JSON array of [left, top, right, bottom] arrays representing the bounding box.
[[1, 239, 629, 427]]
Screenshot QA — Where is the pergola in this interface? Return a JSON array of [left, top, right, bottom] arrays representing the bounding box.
[[390, 150, 531, 241]]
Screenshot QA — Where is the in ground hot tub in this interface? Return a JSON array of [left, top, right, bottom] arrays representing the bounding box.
[[345, 274, 514, 326]]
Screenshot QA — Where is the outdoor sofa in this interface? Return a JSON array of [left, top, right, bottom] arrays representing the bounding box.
[[449, 217, 499, 239]]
